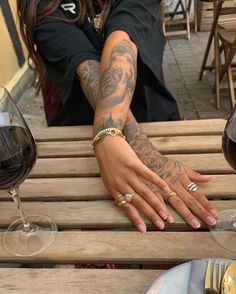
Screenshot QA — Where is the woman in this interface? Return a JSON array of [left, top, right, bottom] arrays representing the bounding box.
[[17, 0, 217, 232]]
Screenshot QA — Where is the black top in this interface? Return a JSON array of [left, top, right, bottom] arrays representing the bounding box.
[[35, 0, 180, 126]]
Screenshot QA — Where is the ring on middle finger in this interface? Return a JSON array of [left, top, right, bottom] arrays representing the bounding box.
[[186, 182, 199, 192], [166, 191, 177, 202], [124, 192, 136, 203]]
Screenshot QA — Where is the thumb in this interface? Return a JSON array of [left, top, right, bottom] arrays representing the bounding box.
[[185, 167, 211, 183]]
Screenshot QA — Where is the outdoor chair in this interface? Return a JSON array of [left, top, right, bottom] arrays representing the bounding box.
[[199, 0, 236, 108], [163, 0, 192, 39], [215, 18, 236, 107]]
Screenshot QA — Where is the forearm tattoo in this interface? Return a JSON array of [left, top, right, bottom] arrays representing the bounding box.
[[78, 60, 100, 109], [98, 39, 137, 110], [79, 38, 137, 135], [93, 39, 137, 134]]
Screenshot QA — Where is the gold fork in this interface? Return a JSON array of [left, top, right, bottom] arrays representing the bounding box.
[[205, 259, 228, 294]]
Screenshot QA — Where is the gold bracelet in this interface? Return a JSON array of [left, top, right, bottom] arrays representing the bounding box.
[[92, 127, 125, 150]]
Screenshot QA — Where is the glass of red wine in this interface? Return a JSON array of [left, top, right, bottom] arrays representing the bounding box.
[[0, 86, 57, 256], [210, 103, 236, 252]]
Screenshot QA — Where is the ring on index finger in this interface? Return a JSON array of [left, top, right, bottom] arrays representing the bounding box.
[[186, 182, 199, 192], [117, 200, 128, 207], [115, 194, 128, 207]]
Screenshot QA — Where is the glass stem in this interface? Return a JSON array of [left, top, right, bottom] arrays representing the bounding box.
[[8, 188, 33, 233]]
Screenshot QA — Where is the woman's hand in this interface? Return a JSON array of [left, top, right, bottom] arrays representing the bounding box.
[[94, 135, 174, 233], [135, 143, 218, 229], [124, 112, 217, 229]]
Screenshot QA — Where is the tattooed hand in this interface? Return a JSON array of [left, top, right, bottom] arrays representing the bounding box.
[[124, 113, 218, 229]]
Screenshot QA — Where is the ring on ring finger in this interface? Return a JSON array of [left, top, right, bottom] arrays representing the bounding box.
[[186, 182, 199, 192]]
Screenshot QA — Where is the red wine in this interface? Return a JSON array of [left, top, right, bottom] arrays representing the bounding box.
[[0, 126, 37, 190], [222, 115, 236, 171]]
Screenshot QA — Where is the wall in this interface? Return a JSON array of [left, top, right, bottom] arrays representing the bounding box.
[[0, 0, 31, 97]]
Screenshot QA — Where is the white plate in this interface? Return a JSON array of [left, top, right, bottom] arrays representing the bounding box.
[[146, 262, 191, 294], [146, 259, 232, 294]]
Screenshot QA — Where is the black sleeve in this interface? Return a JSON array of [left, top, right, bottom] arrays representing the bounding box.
[[105, 0, 166, 80], [34, 11, 100, 104]]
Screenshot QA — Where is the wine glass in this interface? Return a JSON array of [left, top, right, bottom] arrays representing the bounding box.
[[0, 86, 57, 256], [210, 103, 236, 252]]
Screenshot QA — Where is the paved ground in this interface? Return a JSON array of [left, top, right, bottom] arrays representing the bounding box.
[[17, 31, 234, 128]]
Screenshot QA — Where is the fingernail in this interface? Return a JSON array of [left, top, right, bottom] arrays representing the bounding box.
[[155, 220, 165, 230], [206, 216, 216, 226], [159, 210, 168, 220], [163, 186, 171, 193], [137, 224, 146, 233], [210, 209, 217, 218], [191, 219, 201, 229], [167, 215, 175, 224]]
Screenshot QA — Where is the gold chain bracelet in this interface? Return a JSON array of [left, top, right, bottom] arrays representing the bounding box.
[[92, 127, 125, 150]]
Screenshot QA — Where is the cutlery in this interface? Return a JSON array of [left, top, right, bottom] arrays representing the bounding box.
[[205, 259, 228, 294]]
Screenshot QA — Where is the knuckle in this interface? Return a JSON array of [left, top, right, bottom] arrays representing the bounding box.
[[112, 176, 122, 187], [185, 197, 195, 207], [139, 188, 151, 199], [193, 192, 205, 201], [186, 198, 204, 213], [134, 197, 146, 207], [171, 196, 182, 207], [126, 159, 136, 169]]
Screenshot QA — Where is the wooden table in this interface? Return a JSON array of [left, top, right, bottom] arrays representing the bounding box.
[[0, 119, 235, 293]]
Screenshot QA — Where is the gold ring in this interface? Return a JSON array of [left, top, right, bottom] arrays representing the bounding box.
[[166, 191, 177, 202], [115, 194, 124, 204], [117, 200, 128, 207]]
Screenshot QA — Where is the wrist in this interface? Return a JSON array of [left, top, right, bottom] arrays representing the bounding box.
[[92, 127, 125, 150]]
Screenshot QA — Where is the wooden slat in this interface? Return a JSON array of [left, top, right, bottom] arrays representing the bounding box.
[[0, 231, 234, 263], [28, 154, 234, 178], [0, 177, 108, 200], [150, 135, 222, 154], [37, 140, 93, 157], [169, 154, 235, 174], [32, 119, 226, 141], [0, 269, 164, 294], [36, 135, 222, 158], [165, 30, 189, 37], [0, 200, 234, 229], [0, 174, 235, 201]]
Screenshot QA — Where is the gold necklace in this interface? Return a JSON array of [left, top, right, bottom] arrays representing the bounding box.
[[92, 13, 103, 31]]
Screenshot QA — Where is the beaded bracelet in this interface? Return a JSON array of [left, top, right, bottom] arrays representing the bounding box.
[[92, 127, 125, 150]]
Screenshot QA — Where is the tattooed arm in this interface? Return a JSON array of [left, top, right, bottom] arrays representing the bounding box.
[[78, 31, 172, 232], [77, 31, 217, 231]]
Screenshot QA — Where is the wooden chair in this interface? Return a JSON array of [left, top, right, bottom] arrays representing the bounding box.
[[199, 0, 236, 108], [164, 0, 192, 39], [215, 18, 236, 107]]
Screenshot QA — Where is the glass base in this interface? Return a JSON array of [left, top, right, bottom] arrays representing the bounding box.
[[3, 215, 57, 257], [210, 209, 236, 253]]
